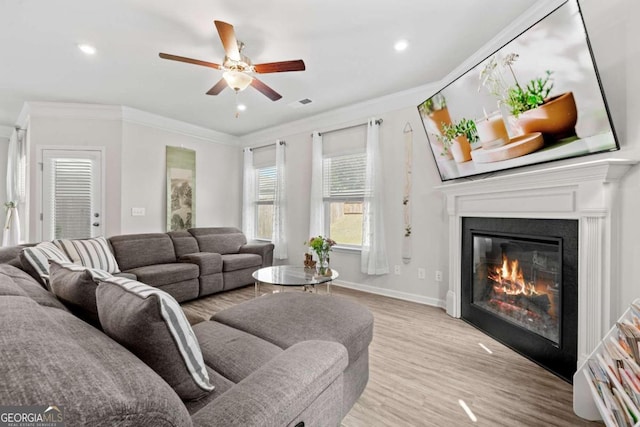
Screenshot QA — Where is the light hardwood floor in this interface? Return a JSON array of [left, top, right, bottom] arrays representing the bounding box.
[[182, 284, 601, 427]]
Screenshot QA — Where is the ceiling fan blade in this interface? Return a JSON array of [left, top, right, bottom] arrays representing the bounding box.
[[206, 78, 228, 96], [159, 53, 221, 69], [214, 20, 241, 61], [251, 78, 282, 101], [254, 60, 306, 74]]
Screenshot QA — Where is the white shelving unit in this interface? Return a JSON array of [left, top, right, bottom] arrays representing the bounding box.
[[574, 298, 640, 426]]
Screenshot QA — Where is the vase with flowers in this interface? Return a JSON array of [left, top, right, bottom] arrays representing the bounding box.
[[306, 235, 336, 276]]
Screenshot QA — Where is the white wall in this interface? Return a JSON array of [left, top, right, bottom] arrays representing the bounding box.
[[22, 103, 243, 240], [27, 112, 123, 240], [242, 104, 450, 306], [120, 122, 242, 234], [584, 0, 640, 317], [239, 0, 640, 312]]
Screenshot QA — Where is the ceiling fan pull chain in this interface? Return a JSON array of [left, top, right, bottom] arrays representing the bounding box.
[[235, 91, 240, 119]]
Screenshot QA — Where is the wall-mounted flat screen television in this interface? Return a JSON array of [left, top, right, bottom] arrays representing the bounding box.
[[418, 0, 619, 181]]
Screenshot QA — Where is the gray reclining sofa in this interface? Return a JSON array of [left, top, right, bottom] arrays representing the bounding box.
[[110, 227, 273, 302]]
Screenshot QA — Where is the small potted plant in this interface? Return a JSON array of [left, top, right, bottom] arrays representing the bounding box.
[[437, 118, 478, 163], [480, 53, 577, 140]]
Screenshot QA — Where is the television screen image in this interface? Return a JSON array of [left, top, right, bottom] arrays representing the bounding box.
[[418, 0, 619, 181]]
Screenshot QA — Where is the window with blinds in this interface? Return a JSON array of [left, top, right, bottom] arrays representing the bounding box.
[[49, 158, 94, 239], [322, 152, 366, 247], [256, 166, 276, 240]]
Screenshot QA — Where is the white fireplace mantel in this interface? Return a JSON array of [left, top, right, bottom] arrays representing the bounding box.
[[437, 158, 637, 364]]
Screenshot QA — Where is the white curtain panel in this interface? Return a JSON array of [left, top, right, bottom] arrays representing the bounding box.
[[361, 119, 389, 275], [3, 128, 26, 247], [272, 140, 288, 259], [241, 148, 256, 240], [308, 132, 324, 238]]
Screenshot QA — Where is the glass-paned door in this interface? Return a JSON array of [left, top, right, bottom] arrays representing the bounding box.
[[42, 149, 103, 240]]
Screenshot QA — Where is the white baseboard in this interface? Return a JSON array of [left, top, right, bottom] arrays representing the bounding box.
[[333, 280, 446, 309]]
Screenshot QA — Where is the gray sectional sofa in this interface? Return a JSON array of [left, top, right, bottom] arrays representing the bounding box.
[[0, 230, 374, 426]]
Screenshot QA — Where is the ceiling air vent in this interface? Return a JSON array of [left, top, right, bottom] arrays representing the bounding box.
[[288, 98, 313, 109]]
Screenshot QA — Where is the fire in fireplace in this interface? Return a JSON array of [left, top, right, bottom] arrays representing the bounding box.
[[473, 235, 561, 344], [461, 217, 578, 382]]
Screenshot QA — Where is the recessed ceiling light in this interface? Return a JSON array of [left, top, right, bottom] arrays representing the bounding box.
[[237, 104, 247, 111], [78, 44, 96, 55], [394, 39, 409, 52]]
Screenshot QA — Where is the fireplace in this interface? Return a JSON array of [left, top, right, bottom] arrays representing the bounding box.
[[462, 217, 578, 382]]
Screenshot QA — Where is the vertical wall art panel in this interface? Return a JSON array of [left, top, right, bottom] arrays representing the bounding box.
[[166, 146, 196, 231]]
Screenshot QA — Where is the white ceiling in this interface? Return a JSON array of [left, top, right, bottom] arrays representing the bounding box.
[[0, 0, 537, 137]]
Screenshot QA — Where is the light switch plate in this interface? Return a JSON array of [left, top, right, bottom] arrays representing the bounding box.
[[131, 207, 146, 216]]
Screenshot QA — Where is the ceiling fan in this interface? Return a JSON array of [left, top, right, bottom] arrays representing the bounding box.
[[159, 20, 305, 101]]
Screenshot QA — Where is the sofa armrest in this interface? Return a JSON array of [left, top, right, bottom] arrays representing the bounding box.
[[179, 252, 222, 276], [240, 242, 275, 267], [192, 340, 348, 427]]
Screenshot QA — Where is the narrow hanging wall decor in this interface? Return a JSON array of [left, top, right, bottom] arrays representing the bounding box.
[[402, 122, 413, 264], [166, 146, 196, 231]]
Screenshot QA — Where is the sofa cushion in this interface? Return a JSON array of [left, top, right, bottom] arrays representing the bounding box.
[[109, 233, 177, 271], [97, 277, 214, 400], [0, 272, 29, 297], [192, 320, 283, 383], [19, 242, 71, 287], [221, 253, 262, 272], [54, 236, 120, 273], [213, 292, 374, 365], [0, 264, 69, 311], [179, 252, 222, 276], [125, 262, 199, 287], [189, 227, 247, 255], [48, 260, 112, 325], [0, 296, 191, 426], [168, 230, 200, 258]]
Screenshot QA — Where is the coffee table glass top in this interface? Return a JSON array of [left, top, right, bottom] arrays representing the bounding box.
[[252, 265, 338, 286]]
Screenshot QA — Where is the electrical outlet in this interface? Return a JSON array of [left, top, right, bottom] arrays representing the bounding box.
[[435, 270, 443, 282], [418, 268, 426, 279], [394, 265, 401, 275]]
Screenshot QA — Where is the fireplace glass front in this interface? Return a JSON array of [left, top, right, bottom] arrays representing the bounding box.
[[472, 233, 562, 345]]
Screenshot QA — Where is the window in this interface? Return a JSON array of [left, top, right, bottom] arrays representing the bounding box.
[[256, 165, 276, 240], [323, 152, 366, 247]]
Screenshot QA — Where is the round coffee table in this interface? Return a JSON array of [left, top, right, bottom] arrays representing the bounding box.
[[252, 265, 339, 297]]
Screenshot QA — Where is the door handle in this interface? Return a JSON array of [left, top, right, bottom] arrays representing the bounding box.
[[92, 222, 100, 227]]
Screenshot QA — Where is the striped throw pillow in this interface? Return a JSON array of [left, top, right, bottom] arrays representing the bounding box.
[[50, 260, 113, 281], [97, 277, 213, 399], [20, 242, 71, 287], [56, 237, 120, 273]]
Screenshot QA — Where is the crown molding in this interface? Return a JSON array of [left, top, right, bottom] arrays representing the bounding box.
[[238, 81, 441, 145], [22, 102, 122, 121], [121, 107, 239, 146]]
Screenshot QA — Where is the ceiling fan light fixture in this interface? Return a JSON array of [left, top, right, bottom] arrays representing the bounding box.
[[223, 70, 253, 92]]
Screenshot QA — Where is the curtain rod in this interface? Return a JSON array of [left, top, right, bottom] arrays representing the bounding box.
[[312, 119, 383, 137], [248, 140, 286, 151]]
